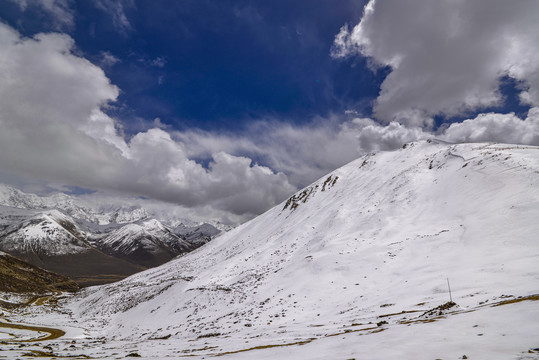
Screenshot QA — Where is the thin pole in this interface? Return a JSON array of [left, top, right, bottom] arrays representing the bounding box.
[[447, 278, 453, 303]]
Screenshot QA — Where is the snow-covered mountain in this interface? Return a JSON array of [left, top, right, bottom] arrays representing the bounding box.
[[0, 209, 145, 286], [0, 184, 66, 211], [0, 184, 150, 225], [173, 222, 222, 248], [0, 184, 225, 285], [0, 183, 234, 231], [92, 219, 195, 267], [0, 209, 90, 257], [41, 141, 536, 359]]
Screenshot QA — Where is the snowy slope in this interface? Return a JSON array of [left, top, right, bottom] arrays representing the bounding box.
[[51, 141, 538, 358]]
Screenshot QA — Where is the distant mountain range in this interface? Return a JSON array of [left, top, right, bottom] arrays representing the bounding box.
[[0, 184, 227, 286]]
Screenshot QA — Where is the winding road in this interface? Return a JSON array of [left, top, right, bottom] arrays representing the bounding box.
[[0, 295, 65, 342], [0, 320, 65, 341]]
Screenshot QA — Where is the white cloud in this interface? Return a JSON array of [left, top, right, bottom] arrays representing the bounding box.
[[173, 116, 431, 188], [173, 119, 360, 187], [0, 23, 295, 222], [7, 0, 74, 31], [332, 0, 539, 125], [0, 23, 123, 186], [152, 117, 168, 129], [151, 57, 166, 68], [353, 118, 430, 152], [100, 51, 121, 67], [94, 0, 135, 35], [123, 128, 296, 216], [442, 108, 539, 145]]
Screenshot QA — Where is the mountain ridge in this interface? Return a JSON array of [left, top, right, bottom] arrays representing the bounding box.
[[0, 186, 224, 285], [53, 141, 538, 358], [91, 219, 195, 268]]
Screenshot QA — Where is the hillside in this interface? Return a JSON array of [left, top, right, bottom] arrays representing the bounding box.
[[4, 141, 539, 359], [0, 251, 78, 294]]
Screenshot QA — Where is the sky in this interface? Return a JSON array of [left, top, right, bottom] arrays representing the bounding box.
[[0, 0, 538, 224]]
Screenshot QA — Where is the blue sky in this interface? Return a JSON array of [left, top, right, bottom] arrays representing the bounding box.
[[1, 0, 380, 131], [0, 0, 538, 223]]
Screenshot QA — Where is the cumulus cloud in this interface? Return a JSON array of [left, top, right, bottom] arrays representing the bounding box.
[[7, 0, 74, 31], [0, 23, 123, 185], [332, 0, 539, 125], [174, 119, 360, 187], [442, 108, 539, 145], [0, 23, 295, 222], [173, 116, 431, 188]]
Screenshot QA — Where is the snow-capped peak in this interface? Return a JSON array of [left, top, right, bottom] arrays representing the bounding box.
[[0, 210, 90, 256]]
